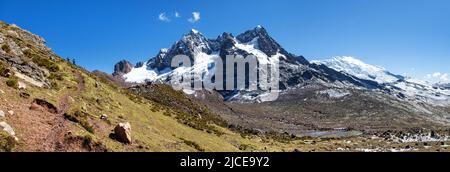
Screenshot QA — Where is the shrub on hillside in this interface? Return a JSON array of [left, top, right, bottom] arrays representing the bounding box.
[[64, 111, 95, 133], [32, 56, 59, 72], [6, 76, 19, 89], [24, 49, 59, 72], [180, 138, 204, 152], [1, 44, 11, 53], [0, 61, 14, 78], [48, 73, 64, 81], [0, 131, 17, 152]]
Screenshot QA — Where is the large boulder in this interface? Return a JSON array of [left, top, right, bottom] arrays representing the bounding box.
[[113, 122, 132, 144]]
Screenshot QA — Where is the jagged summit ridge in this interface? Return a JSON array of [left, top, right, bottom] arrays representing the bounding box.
[[121, 26, 309, 82]]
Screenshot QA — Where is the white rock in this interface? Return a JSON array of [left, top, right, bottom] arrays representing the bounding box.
[[18, 81, 26, 90], [0, 110, 4, 118], [68, 96, 75, 102], [0, 34, 4, 44], [7, 110, 14, 115], [0, 121, 15, 136], [0, 89, 5, 94], [100, 114, 108, 120]]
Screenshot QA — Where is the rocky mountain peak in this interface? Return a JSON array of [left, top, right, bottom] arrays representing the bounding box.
[[236, 25, 285, 58], [147, 48, 170, 70], [213, 32, 236, 50], [146, 29, 214, 71], [180, 29, 212, 54], [112, 60, 133, 77], [236, 25, 268, 43]]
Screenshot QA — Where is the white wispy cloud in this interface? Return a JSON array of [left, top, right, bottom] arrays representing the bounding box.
[[188, 12, 201, 23], [426, 72, 449, 82], [158, 12, 170, 22], [175, 12, 181, 18]]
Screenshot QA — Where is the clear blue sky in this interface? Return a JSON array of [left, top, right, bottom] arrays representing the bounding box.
[[1, 0, 449, 82]]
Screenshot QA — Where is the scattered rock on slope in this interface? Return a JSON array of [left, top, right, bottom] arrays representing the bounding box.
[[0, 121, 18, 141], [18, 81, 26, 90], [19, 92, 30, 99], [113, 122, 132, 144], [100, 114, 108, 120]]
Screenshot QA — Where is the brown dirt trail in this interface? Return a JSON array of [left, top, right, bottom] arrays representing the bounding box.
[[41, 73, 86, 151]]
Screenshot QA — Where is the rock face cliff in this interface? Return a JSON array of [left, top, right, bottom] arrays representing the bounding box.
[[112, 60, 133, 77]]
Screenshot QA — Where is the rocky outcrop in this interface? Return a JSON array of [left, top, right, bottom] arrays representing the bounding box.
[[92, 70, 130, 87], [135, 62, 144, 68], [0, 53, 50, 87], [1, 22, 56, 88], [112, 60, 133, 77], [113, 122, 132, 144]]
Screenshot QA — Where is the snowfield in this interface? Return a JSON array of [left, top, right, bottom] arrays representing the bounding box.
[[312, 56, 401, 84]]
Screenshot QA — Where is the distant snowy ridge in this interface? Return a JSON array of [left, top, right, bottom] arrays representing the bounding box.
[[313, 56, 450, 106], [311, 56, 402, 84]]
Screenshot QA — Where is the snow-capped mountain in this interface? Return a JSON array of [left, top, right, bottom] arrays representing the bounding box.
[[116, 26, 380, 102], [112, 26, 450, 131], [313, 56, 450, 106], [311, 56, 403, 84], [114, 26, 450, 108]]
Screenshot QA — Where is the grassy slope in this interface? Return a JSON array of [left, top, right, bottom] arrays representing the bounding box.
[[0, 21, 313, 152]]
